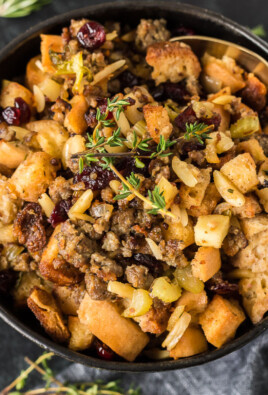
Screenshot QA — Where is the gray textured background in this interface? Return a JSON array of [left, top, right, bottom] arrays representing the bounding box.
[[0, 0, 268, 393]]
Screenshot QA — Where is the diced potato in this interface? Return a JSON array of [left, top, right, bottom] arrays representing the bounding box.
[[123, 289, 153, 317], [180, 168, 211, 209], [27, 120, 69, 158], [107, 281, 135, 299], [172, 156, 198, 187], [213, 170, 245, 207], [194, 214, 230, 248], [175, 266, 204, 294], [62, 135, 86, 169], [151, 277, 181, 303], [0, 224, 17, 243], [199, 295, 246, 348], [143, 104, 172, 142], [26, 55, 47, 90], [163, 218, 195, 250], [0, 81, 34, 110], [170, 326, 208, 359], [239, 273, 268, 324], [188, 183, 221, 217], [230, 116, 260, 139], [221, 153, 259, 194], [192, 247, 221, 282], [240, 214, 268, 239], [68, 316, 94, 351], [237, 138, 266, 163], [64, 95, 89, 134], [157, 176, 178, 209], [40, 34, 64, 73], [162, 311, 191, 351], [11, 152, 58, 202], [0, 141, 28, 169], [78, 293, 149, 361]]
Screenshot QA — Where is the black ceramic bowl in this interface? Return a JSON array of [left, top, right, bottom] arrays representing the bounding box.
[[0, 0, 268, 372]]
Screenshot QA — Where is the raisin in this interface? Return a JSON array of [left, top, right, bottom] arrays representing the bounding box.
[[206, 275, 239, 296], [77, 21, 106, 50], [133, 253, 163, 277]]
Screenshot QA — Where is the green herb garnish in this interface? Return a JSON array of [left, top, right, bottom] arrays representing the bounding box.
[[250, 24, 266, 37], [0, 0, 51, 18], [147, 186, 166, 215], [184, 122, 213, 144]]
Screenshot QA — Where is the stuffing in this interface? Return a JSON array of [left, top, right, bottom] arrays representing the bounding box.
[[170, 325, 208, 359], [143, 104, 173, 143], [241, 73, 267, 111], [232, 194, 262, 219], [53, 284, 85, 315], [0, 177, 20, 224], [146, 41, 201, 94], [68, 316, 94, 351], [240, 215, 268, 239], [0, 81, 34, 110], [180, 168, 212, 209], [192, 247, 221, 282], [188, 183, 221, 217], [135, 18, 170, 51], [64, 95, 89, 134]]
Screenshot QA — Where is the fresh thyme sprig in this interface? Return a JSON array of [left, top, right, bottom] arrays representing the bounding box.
[[184, 122, 213, 144], [150, 135, 177, 159], [107, 96, 133, 121], [0, 0, 51, 18], [147, 186, 166, 215], [3, 352, 141, 395], [114, 172, 141, 200]]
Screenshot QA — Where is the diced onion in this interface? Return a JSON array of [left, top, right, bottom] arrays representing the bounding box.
[[146, 238, 163, 260], [167, 305, 185, 331], [172, 156, 198, 187], [212, 95, 236, 105], [33, 85, 45, 113], [133, 120, 147, 137], [38, 193, 55, 217], [151, 277, 181, 303], [162, 311, 191, 351], [214, 170, 245, 207], [38, 78, 62, 102], [107, 281, 135, 299], [91, 60, 126, 86], [5, 244, 24, 262], [122, 289, 153, 317], [109, 180, 121, 194]]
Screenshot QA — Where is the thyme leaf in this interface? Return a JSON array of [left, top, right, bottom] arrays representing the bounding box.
[[184, 122, 213, 144], [0, 0, 51, 18], [147, 186, 166, 215]]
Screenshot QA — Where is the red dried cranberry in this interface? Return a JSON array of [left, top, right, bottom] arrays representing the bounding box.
[[133, 253, 163, 277], [119, 70, 141, 90], [77, 21, 106, 50], [174, 104, 221, 132], [14, 98, 31, 123], [173, 26, 195, 36], [85, 108, 97, 128], [73, 165, 115, 191], [49, 199, 72, 228], [95, 340, 114, 360], [97, 98, 113, 120], [151, 82, 189, 104], [0, 269, 17, 294], [117, 157, 149, 178]]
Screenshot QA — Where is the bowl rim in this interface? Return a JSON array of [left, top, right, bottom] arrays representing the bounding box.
[[0, 0, 268, 372]]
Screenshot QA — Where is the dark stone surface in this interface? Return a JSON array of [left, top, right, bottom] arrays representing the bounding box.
[[0, 0, 267, 391]]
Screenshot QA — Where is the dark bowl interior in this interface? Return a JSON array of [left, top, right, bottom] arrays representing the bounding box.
[[0, 0, 268, 372]]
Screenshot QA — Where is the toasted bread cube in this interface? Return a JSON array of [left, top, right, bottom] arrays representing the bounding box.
[[41, 34, 64, 73], [64, 95, 88, 135], [170, 325, 208, 359], [239, 274, 268, 324], [188, 183, 221, 217], [256, 188, 268, 213], [157, 176, 178, 208], [26, 55, 47, 90], [53, 284, 85, 315], [176, 290, 208, 324], [237, 139, 266, 163], [78, 293, 149, 361], [233, 229, 268, 273], [192, 247, 221, 282], [194, 215, 230, 248], [199, 295, 245, 348], [0, 81, 34, 110], [180, 168, 211, 209], [163, 218, 195, 250], [27, 120, 69, 159], [12, 272, 44, 307], [143, 104, 172, 143], [213, 170, 245, 207], [232, 194, 262, 219], [68, 316, 94, 351], [0, 177, 20, 225], [11, 152, 58, 202], [240, 214, 268, 239], [241, 73, 267, 112], [0, 141, 28, 169], [221, 153, 259, 193], [212, 103, 230, 132], [146, 41, 201, 94], [27, 287, 70, 343]]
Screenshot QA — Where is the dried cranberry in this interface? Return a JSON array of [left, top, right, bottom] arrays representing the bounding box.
[[117, 157, 149, 178], [49, 199, 72, 228], [151, 84, 165, 101], [119, 70, 141, 90], [180, 140, 204, 153], [95, 340, 114, 360], [1, 97, 31, 126], [85, 108, 97, 128], [174, 104, 221, 132], [173, 26, 195, 36], [77, 21, 106, 50], [151, 82, 189, 104], [0, 269, 17, 294], [73, 165, 115, 191], [97, 98, 113, 120], [133, 253, 163, 277]]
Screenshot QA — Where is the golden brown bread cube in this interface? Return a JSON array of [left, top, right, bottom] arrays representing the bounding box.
[[146, 41, 201, 95], [237, 139, 266, 163], [53, 284, 85, 315], [180, 168, 211, 210], [78, 293, 149, 361], [233, 229, 268, 273], [239, 274, 268, 324], [11, 152, 59, 202], [0, 141, 29, 169], [192, 247, 221, 282], [220, 153, 259, 194], [188, 183, 221, 217], [143, 104, 172, 143], [12, 272, 45, 307], [0, 177, 20, 225], [176, 290, 208, 324], [163, 218, 195, 250], [64, 95, 89, 135], [241, 73, 267, 112], [41, 34, 64, 73], [199, 295, 246, 348], [257, 188, 268, 213], [169, 325, 208, 359], [240, 214, 268, 239], [27, 287, 70, 343], [26, 55, 47, 90], [40, 224, 83, 286], [231, 194, 262, 219], [0, 81, 34, 110], [68, 316, 94, 351]]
